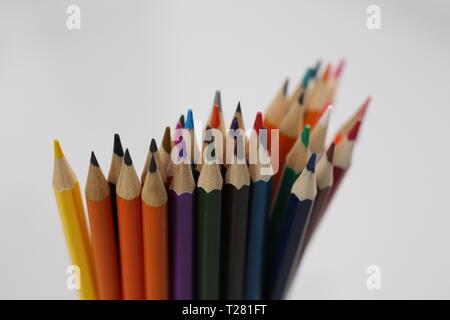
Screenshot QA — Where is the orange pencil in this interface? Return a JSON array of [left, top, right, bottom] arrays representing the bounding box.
[[142, 156, 169, 300], [141, 139, 168, 186], [304, 63, 332, 128], [116, 149, 145, 300], [271, 92, 305, 195], [263, 79, 289, 151], [85, 151, 121, 300]]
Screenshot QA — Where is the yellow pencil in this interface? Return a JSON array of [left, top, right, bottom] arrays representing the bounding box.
[[52, 140, 98, 300]]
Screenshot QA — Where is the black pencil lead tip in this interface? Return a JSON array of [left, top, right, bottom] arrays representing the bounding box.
[[235, 101, 241, 114], [124, 149, 133, 166], [149, 155, 157, 173], [150, 138, 158, 153], [179, 115, 185, 128], [113, 133, 124, 157], [283, 78, 289, 96], [90, 151, 99, 167], [214, 90, 222, 111], [298, 91, 305, 105]]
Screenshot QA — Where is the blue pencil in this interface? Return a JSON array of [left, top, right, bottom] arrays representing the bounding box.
[[268, 153, 317, 300], [245, 130, 273, 300]]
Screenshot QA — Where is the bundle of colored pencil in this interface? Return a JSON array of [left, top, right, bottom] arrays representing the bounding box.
[[52, 59, 370, 300]]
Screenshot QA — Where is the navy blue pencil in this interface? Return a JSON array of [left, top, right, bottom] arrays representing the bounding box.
[[245, 128, 273, 299], [268, 153, 317, 300]]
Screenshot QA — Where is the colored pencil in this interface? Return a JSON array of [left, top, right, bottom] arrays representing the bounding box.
[[234, 102, 250, 162], [107, 133, 124, 269], [309, 104, 333, 157], [304, 63, 332, 128], [142, 156, 169, 300], [116, 149, 145, 300], [207, 90, 227, 135], [268, 153, 317, 300], [185, 109, 200, 180], [271, 91, 305, 196], [141, 138, 167, 186], [85, 151, 121, 300], [196, 138, 223, 300], [169, 143, 195, 300], [263, 79, 289, 150], [221, 148, 250, 299], [302, 143, 335, 251], [245, 130, 273, 300], [334, 97, 370, 144], [159, 126, 172, 172], [268, 125, 310, 266], [327, 58, 346, 105], [52, 140, 98, 300], [286, 67, 314, 112]]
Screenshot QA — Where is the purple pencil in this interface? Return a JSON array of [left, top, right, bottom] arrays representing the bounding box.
[[169, 154, 195, 300]]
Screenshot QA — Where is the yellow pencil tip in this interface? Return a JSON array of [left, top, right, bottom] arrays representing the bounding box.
[[54, 140, 64, 158]]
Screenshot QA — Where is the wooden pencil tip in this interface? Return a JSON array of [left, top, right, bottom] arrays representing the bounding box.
[[149, 155, 157, 173], [358, 97, 371, 118], [150, 138, 158, 153], [235, 101, 241, 114], [124, 148, 133, 166], [253, 112, 263, 133], [312, 60, 322, 79], [113, 133, 124, 157], [298, 91, 305, 105], [185, 109, 194, 129], [348, 120, 362, 141], [322, 63, 332, 81], [334, 58, 346, 78], [306, 153, 316, 173], [53, 140, 64, 158], [326, 143, 335, 163], [90, 151, 100, 167]]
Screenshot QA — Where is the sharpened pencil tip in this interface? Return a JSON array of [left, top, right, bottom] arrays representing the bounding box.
[[312, 60, 322, 79], [214, 90, 222, 111], [306, 153, 316, 173], [113, 134, 124, 157], [322, 63, 332, 81], [235, 102, 241, 114], [179, 114, 185, 128], [53, 140, 64, 158], [162, 126, 171, 153], [298, 91, 305, 105], [124, 149, 133, 166], [301, 125, 311, 147], [326, 143, 335, 163], [334, 58, 346, 78], [90, 151, 99, 167], [302, 68, 314, 89], [150, 138, 158, 153], [283, 78, 289, 96], [253, 112, 263, 133], [211, 105, 220, 129], [348, 120, 362, 141], [149, 155, 157, 173], [230, 116, 239, 131], [185, 109, 194, 129]]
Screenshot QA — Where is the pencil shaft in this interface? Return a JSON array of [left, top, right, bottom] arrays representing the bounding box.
[[221, 184, 250, 299], [245, 179, 272, 300], [196, 188, 222, 300], [269, 196, 313, 299], [169, 190, 194, 300]]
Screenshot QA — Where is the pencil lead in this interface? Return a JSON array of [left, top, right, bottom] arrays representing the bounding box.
[[235, 101, 242, 114], [334, 58, 346, 78], [326, 143, 335, 163], [162, 126, 171, 153], [230, 116, 239, 131], [124, 149, 133, 166], [149, 155, 157, 173], [185, 109, 194, 129], [301, 124, 311, 147], [302, 68, 314, 89], [253, 112, 263, 133], [179, 114, 185, 128], [306, 153, 316, 173], [283, 78, 289, 96], [214, 90, 222, 111], [322, 63, 332, 81], [53, 139, 64, 158], [211, 105, 220, 129], [298, 91, 305, 105], [90, 151, 99, 167], [150, 138, 158, 153], [348, 120, 362, 141], [113, 133, 124, 157], [312, 60, 322, 79]]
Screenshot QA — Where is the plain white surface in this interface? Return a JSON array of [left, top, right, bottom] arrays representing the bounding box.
[[0, 0, 449, 299]]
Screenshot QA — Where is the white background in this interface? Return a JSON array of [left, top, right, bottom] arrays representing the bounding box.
[[0, 0, 449, 299]]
